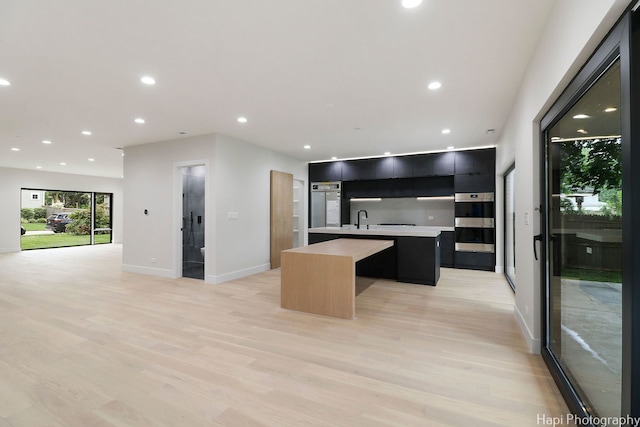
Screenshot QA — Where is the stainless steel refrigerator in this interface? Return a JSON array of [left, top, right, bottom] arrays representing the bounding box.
[[310, 182, 341, 228]]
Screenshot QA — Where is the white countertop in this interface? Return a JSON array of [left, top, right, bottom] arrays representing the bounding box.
[[309, 225, 454, 238]]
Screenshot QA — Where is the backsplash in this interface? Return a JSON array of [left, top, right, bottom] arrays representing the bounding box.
[[349, 198, 454, 227]]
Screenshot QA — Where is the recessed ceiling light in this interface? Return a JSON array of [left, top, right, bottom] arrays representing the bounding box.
[[604, 107, 618, 112], [486, 129, 495, 134], [304, 145, 311, 150], [11, 147, 20, 151], [441, 129, 451, 134], [331, 156, 338, 160], [82, 130, 92, 135], [428, 81, 442, 90], [36, 166, 42, 169], [60, 162, 67, 166], [42, 140, 52, 144], [134, 118, 146, 124], [402, 0, 423, 8], [384, 152, 391, 156], [0, 78, 10, 86], [577, 129, 588, 134], [178, 131, 187, 135], [573, 114, 590, 119], [140, 76, 156, 85], [447, 146, 454, 150], [88, 158, 95, 162], [237, 116, 248, 123]]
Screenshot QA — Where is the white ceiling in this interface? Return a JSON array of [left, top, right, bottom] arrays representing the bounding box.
[[0, 0, 556, 178]]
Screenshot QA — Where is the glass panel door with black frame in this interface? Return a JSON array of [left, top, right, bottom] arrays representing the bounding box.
[[545, 58, 622, 418], [94, 193, 113, 245]]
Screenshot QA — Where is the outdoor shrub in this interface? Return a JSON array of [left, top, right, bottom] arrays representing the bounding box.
[[36, 218, 47, 223], [66, 210, 91, 235], [21, 208, 34, 221], [33, 207, 47, 219], [65, 206, 110, 235]]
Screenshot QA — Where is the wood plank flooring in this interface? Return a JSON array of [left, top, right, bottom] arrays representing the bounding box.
[[0, 244, 572, 426]]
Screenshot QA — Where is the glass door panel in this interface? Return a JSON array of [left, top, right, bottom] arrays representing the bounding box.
[[546, 58, 622, 418], [94, 193, 113, 244]]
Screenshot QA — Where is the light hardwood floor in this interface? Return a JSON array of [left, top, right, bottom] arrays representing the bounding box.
[[0, 244, 572, 426]]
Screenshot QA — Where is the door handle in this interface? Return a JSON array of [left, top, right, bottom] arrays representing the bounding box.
[[533, 234, 543, 260]]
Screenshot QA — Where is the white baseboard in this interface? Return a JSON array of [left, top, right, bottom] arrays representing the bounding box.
[[210, 263, 271, 284], [0, 247, 21, 254], [121, 264, 176, 278], [514, 304, 541, 354]]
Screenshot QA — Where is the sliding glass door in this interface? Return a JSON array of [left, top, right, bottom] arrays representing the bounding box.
[[540, 15, 632, 416]]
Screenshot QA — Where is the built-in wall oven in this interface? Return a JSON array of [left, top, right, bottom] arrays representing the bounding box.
[[454, 192, 495, 253]]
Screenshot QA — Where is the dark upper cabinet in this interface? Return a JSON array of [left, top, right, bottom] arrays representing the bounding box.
[[413, 176, 454, 197], [343, 179, 413, 199], [309, 161, 343, 182], [392, 156, 414, 178], [376, 157, 395, 179], [376, 156, 413, 179], [377, 178, 414, 197], [342, 180, 379, 198], [432, 152, 455, 176], [412, 152, 455, 177], [342, 158, 378, 181], [454, 148, 495, 175], [454, 173, 495, 193], [412, 154, 432, 177]]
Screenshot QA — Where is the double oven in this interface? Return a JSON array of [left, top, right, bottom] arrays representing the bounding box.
[[454, 192, 495, 253]]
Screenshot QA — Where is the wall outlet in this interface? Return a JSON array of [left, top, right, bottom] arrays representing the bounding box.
[[151, 257, 156, 263], [524, 212, 529, 225], [586, 247, 592, 254]]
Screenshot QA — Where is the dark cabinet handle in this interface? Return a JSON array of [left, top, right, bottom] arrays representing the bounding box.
[[533, 234, 543, 260]]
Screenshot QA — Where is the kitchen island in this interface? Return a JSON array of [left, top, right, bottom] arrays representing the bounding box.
[[281, 238, 394, 319], [309, 225, 451, 286]]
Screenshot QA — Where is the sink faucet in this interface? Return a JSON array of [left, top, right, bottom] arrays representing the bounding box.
[[356, 210, 368, 229]]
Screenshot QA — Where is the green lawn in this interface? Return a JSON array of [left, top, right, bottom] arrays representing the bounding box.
[[21, 222, 47, 231], [562, 267, 622, 284], [21, 233, 112, 250]]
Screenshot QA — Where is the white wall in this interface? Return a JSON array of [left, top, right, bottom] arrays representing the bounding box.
[[0, 166, 123, 253], [495, 0, 630, 353], [122, 133, 307, 284]]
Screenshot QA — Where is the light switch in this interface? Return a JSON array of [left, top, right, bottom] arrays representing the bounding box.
[[227, 211, 239, 220]]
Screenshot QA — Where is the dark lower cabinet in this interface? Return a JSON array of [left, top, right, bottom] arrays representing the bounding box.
[[308, 233, 440, 285], [397, 236, 440, 285], [454, 251, 495, 271], [440, 231, 454, 267]]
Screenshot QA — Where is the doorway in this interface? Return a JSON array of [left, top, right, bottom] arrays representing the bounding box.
[[181, 165, 205, 280]]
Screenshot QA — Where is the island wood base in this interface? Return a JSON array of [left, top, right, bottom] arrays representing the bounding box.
[[280, 238, 394, 319]]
